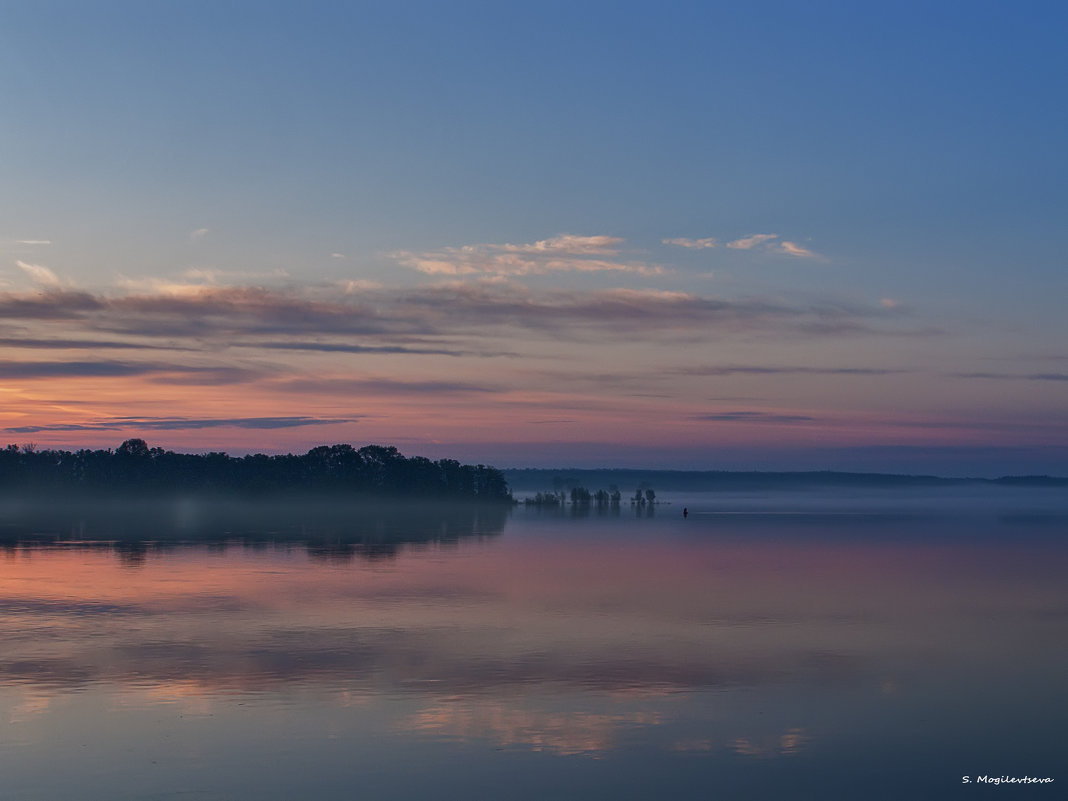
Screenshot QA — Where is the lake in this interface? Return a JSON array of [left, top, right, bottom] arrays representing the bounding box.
[[1, 488, 1065, 800]]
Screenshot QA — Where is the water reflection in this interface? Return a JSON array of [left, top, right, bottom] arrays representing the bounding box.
[[726, 728, 811, 758], [1, 500, 1066, 799], [403, 700, 664, 756], [0, 497, 508, 563]]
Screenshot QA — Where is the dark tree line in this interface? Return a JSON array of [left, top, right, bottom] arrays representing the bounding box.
[[523, 486, 626, 507], [0, 440, 511, 501]]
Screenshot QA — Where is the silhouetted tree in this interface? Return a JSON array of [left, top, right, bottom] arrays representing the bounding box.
[[117, 438, 150, 458], [570, 486, 591, 505]]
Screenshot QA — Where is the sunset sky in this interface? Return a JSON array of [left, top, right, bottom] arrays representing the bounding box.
[[2, 1, 1066, 474]]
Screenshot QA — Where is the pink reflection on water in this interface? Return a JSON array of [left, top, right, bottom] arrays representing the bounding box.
[[1, 517, 1066, 765]]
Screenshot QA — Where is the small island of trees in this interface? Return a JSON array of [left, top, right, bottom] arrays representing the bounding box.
[[0, 439, 512, 501], [523, 484, 658, 513]]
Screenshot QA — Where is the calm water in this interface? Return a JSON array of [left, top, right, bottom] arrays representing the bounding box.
[[1, 490, 1065, 800]]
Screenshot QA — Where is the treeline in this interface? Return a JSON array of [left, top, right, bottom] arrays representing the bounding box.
[[0, 439, 511, 501]]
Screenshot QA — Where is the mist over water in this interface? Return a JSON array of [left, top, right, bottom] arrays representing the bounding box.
[[1, 489, 1065, 800]]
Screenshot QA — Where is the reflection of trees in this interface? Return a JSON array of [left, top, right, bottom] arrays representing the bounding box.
[[520, 503, 622, 519], [634, 502, 656, 518], [114, 541, 149, 568], [0, 499, 509, 564]]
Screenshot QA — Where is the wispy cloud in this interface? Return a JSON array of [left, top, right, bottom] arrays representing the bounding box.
[[272, 377, 499, 397], [726, 233, 779, 250], [0, 359, 256, 383], [0, 281, 913, 346], [189, 228, 210, 240], [0, 279, 919, 403], [496, 234, 623, 255], [114, 268, 290, 296], [0, 289, 104, 319], [148, 367, 262, 386], [179, 267, 289, 283], [660, 232, 823, 259], [0, 360, 153, 379], [393, 252, 662, 277], [395, 283, 905, 339], [663, 237, 718, 249], [954, 371, 1068, 382], [15, 240, 51, 246], [724, 234, 823, 260], [249, 341, 469, 356], [679, 365, 903, 377], [338, 280, 383, 293], [0, 336, 187, 352], [391, 234, 661, 277], [691, 411, 816, 423], [774, 241, 820, 259], [15, 260, 63, 288], [4, 416, 355, 434]]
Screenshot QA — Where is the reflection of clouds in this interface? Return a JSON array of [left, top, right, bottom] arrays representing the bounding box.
[[729, 738, 764, 756], [0, 657, 94, 689], [335, 689, 373, 708], [3, 530, 1061, 774], [0, 598, 143, 615], [670, 738, 714, 752], [779, 728, 808, 754], [0, 543, 874, 698], [728, 728, 810, 757], [8, 689, 54, 724], [402, 699, 661, 756], [0, 595, 248, 617], [0, 624, 866, 698], [124, 679, 215, 716]]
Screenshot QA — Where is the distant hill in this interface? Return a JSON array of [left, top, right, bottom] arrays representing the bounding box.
[[502, 468, 1068, 493]]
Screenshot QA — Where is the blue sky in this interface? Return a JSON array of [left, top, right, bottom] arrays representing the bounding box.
[[1, 1, 1066, 474]]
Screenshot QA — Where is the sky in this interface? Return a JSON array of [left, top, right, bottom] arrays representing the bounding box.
[[1, 0, 1066, 475]]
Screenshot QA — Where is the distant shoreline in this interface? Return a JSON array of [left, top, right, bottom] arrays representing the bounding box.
[[502, 468, 1068, 492]]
